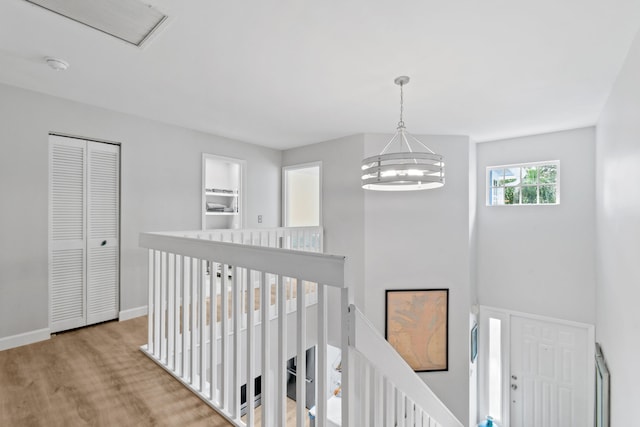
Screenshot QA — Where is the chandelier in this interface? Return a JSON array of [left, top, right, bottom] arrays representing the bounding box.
[[361, 76, 445, 191]]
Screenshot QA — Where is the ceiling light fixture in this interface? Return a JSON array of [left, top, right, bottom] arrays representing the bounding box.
[[361, 76, 445, 191], [45, 57, 70, 71]]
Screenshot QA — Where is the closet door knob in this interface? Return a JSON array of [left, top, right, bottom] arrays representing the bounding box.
[[101, 240, 107, 246]]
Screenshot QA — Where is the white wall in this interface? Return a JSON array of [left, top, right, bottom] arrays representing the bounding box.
[[595, 28, 640, 425], [476, 127, 597, 325], [282, 134, 365, 309], [363, 133, 473, 423], [0, 82, 281, 341]]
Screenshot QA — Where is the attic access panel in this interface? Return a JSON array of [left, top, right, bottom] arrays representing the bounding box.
[[25, 0, 167, 47]]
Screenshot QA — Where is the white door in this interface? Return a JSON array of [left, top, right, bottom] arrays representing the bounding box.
[[510, 316, 589, 427], [49, 136, 120, 333], [86, 141, 120, 325], [49, 136, 87, 332]]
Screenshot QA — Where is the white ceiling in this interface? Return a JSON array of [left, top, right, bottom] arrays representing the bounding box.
[[1, 0, 639, 150]]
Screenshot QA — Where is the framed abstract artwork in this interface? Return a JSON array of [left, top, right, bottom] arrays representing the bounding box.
[[385, 289, 449, 372]]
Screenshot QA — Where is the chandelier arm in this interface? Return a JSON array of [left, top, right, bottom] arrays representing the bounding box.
[[400, 130, 420, 165], [379, 132, 401, 155], [400, 131, 414, 153], [406, 131, 436, 155]]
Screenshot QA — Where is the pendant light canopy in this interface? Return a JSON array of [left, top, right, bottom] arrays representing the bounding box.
[[361, 76, 445, 191]]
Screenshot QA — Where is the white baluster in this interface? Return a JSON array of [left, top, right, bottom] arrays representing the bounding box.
[[200, 259, 207, 393], [296, 277, 306, 427], [153, 250, 161, 359], [232, 266, 242, 420], [342, 290, 354, 427], [406, 399, 414, 427], [147, 249, 154, 355], [317, 284, 328, 427], [383, 377, 393, 427], [398, 389, 406, 427], [277, 275, 287, 426], [221, 263, 229, 410], [246, 269, 255, 427], [363, 361, 370, 426], [182, 256, 190, 379], [161, 251, 169, 364], [209, 260, 217, 402], [190, 257, 197, 385], [175, 255, 183, 375], [260, 271, 270, 426], [372, 367, 383, 427], [168, 253, 175, 369]]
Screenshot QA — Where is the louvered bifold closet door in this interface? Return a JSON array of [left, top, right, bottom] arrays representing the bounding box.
[[49, 136, 87, 333], [86, 141, 120, 325]]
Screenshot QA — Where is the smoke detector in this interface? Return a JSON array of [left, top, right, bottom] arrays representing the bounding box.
[[45, 57, 70, 71]]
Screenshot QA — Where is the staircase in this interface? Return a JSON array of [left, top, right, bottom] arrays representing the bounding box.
[[139, 227, 463, 427]]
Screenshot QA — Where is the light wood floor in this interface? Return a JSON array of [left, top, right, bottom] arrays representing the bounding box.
[[0, 317, 231, 426], [242, 398, 311, 427], [0, 317, 313, 427]]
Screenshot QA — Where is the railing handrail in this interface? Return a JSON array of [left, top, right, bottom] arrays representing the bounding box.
[[157, 225, 323, 237], [140, 231, 346, 288], [349, 304, 464, 427]]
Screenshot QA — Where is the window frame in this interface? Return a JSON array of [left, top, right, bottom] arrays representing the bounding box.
[[486, 160, 560, 207], [282, 161, 323, 227]]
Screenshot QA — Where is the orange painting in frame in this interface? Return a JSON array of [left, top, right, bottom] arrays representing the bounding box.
[[385, 289, 449, 372]]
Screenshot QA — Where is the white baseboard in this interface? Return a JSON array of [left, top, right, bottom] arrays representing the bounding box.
[[119, 305, 148, 321], [0, 328, 50, 352]]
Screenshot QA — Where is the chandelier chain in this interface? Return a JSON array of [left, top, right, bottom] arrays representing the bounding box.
[[398, 81, 405, 129]]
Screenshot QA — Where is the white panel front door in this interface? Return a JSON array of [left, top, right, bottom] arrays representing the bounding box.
[[510, 316, 588, 427]]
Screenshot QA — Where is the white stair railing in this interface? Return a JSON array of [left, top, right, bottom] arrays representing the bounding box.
[[348, 305, 463, 427], [139, 227, 462, 427]]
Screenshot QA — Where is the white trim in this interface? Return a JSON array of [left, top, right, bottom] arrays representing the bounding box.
[[480, 305, 594, 330], [119, 305, 148, 321], [0, 328, 50, 352], [282, 161, 323, 227], [478, 305, 595, 427]]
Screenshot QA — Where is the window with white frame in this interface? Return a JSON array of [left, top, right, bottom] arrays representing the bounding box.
[[487, 161, 559, 206]]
